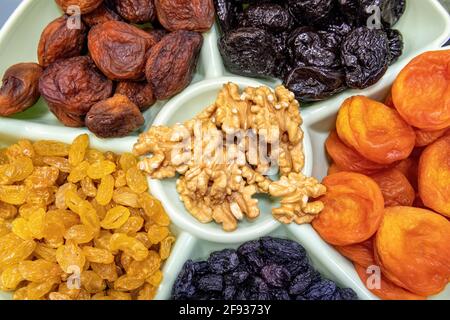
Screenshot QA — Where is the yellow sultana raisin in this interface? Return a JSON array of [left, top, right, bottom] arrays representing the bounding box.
[[146, 270, 163, 287], [12, 218, 34, 240], [95, 175, 114, 206], [0, 233, 36, 271], [27, 208, 46, 239], [33, 140, 70, 157], [85, 149, 105, 164], [126, 167, 148, 194], [80, 177, 97, 198], [33, 243, 57, 262], [114, 170, 127, 188], [159, 236, 175, 260], [25, 166, 59, 189], [0, 202, 17, 219], [137, 283, 157, 300], [0, 185, 27, 205], [87, 160, 116, 180], [108, 290, 132, 300], [0, 264, 24, 291], [67, 161, 89, 183], [48, 292, 72, 300], [42, 156, 71, 173], [114, 275, 145, 291], [18, 204, 43, 219], [64, 224, 95, 244], [115, 216, 144, 236], [100, 206, 130, 229], [0, 156, 34, 185], [69, 134, 89, 167], [82, 246, 114, 264], [138, 193, 170, 226], [109, 233, 148, 261], [26, 187, 56, 207], [113, 187, 140, 208], [55, 183, 77, 209], [90, 262, 118, 282], [55, 240, 85, 273], [119, 153, 138, 172], [0, 218, 10, 237], [18, 259, 61, 283], [81, 270, 106, 294], [147, 225, 169, 244], [127, 251, 161, 280], [14, 281, 55, 300]]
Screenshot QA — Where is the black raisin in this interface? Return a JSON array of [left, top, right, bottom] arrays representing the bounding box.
[[341, 26, 390, 89], [261, 237, 307, 263], [261, 264, 291, 288], [193, 261, 210, 275], [224, 285, 236, 300], [172, 260, 197, 300], [289, 267, 314, 295], [334, 287, 358, 300], [207, 249, 240, 274], [385, 28, 403, 64], [287, 0, 335, 26], [197, 274, 224, 292], [241, 3, 294, 33], [270, 289, 291, 300], [303, 279, 338, 300]]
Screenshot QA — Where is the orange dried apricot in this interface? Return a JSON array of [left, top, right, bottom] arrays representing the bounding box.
[[336, 96, 415, 165], [394, 158, 418, 190], [375, 206, 450, 296], [414, 127, 448, 147], [418, 135, 450, 217], [326, 131, 388, 175], [312, 172, 384, 246], [392, 50, 450, 130], [370, 169, 415, 207], [334, 238, 374, 269]]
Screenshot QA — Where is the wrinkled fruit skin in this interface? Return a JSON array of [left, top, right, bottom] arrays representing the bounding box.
[[172, 237, 357, 300], [288, 0, 334, 25], [285, 67, 346, 102], [155, 0, 215, 32], [115, 81, 156, 112], [82, 3, 123, 27], [213, 0, 243, 33], [88, 21, 158, 81], [0, 63, 43, 116], [39, 56, 113, 127], [360, 0, 406, 28], [386, 29, 403, 65], [219, 27, 279, 78], [371, 169, 415, 207], [38, 16, 87, 68], [341, 27, 390, 89], [55, 0, 104, 14], [145, 30, 203, 100], [241, 3, 293, 33], [85, 94, 144, 138], [113, 0, 156, 24]]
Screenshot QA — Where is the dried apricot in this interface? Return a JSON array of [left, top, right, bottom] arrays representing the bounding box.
[[312, 172, 384, 246], [334, 238, 375, 269], [375, 206, 450, 296], [414, 128, 448, 148], [370, 169, 415, 207], [418, 135, 450, 217], [392, 50, 450, 130]]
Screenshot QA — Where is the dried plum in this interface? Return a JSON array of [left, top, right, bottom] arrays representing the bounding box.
[[285, 66, 346, 102], [287, 0, 334, 25], [38, 15, 87, 68], [0, 63, 43, 116], [207, 249, 239, 274], [241, 3, 293, 33], [112, 0, 156, 24], [214, 0, 243, 33], [115, 81, 156, 112], [341, 27, 390, 89], [197, 274, 223, 292], [261, 264, 291, 288], [360, 0, 406, 28], [39, 56, 113, 127], [85, 94, 145, 138], [88, 21, 158, 81], [219, 27, 279, 78], [385, 28, 403, 64], [145, 30, 203, 100], [337, 0, 360, 23]]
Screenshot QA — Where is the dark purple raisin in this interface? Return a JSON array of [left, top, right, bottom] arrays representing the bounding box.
[[193, 261, 210, 275], [261, 264, 291, 288], [289, 267, 315, 295], [197, 274, 224, 292], [207, 249, 240, 274], [261, 237, 307, 263], [172, 260, 197, 300], [334, 287, 358, 300], [270, 289, 291, 300], [303, 279, 338, 300], [224, 286, 236, 300]]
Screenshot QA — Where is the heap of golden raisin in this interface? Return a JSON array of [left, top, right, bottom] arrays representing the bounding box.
[[0, 134, 174, 300]]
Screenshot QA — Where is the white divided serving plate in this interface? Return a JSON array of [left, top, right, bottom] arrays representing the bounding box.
[[0, 0, 449, 300]]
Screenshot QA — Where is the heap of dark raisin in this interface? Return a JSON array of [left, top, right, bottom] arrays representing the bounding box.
[[215, 0, 406, 102], [172, 237, 358, 300]]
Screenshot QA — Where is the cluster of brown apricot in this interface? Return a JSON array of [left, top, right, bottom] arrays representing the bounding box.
[[312, 50, 450, 300]]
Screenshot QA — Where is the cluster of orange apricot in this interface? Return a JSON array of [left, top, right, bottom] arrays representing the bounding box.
[[312, 50, 450, 300]]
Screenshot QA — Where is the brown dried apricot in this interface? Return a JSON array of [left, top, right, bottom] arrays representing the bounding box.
[[113, 0, 156, 24], [38, 16, 87, 68], [0, 63, 43, 116], [326, 131, 388, 175], [370, 169, 415, 207], [336, 96, 416, 165], [39, 56, 113, 127], [376, 206, 450, 296], [155, 0, 214, 32], [115, 81, 156, 112], [145, 30, 203, 100], [392, 50, 450, 130], [418, 135, 450, 217], [88, 21, 157, 80], [82, 3, 122, 27], [334, 238, 374, 269], [85, 94, 145, 138], [312, 172, 384, 246], [55, 0, 103, 14]]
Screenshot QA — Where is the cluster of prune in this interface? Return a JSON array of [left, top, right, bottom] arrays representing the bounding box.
[[215, 0, 406, 102], [172, 237, 358, 300], [0, 0, 215, 138]]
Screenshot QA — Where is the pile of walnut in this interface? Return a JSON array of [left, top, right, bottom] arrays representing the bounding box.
[[134, 83, 326, 231], [0, 134, 174, 300], [0, 0, 215, 138]]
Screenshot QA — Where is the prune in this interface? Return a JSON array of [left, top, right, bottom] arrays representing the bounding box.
[[303, 279, 337, 300], [341, 27, 390, 89], [213, 0, 243, 33], [285, 67, 346, 102], [0, 63, 43, 116], [39, 56, 113, 127], [112, 0, 156, 24], [197, 274, 223, 292], [82, 3, 122, 27], [116, 81, 156, 112], [85, 94, 144, 138], [337, 0, 360, 23], [155, 0, 215, 32], [261, 264, 291, 288], [360, 0, 406, 28], [386, 29, 403, 64], [88, 21, 158, 81], [287, 27, 341, 69], [207, 249, 239, 274], [219, 27, 279, 78], [145, 30, 203, 100], [172, 260, 197, 299], [287, 0, 334, 25], [55, 0, 103, 14], [38, 16, 87, 68], [241, 3, 293, 33]]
